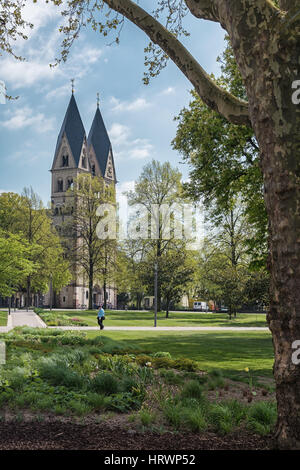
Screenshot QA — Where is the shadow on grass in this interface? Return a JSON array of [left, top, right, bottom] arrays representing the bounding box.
[[93, 330, 274, 379]]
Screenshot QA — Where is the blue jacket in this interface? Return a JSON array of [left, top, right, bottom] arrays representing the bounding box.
[[97, 308, 105, 318]]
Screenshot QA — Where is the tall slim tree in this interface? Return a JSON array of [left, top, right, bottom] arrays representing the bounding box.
[[66, 173, 115, 309], [126, 160, 183, 311]]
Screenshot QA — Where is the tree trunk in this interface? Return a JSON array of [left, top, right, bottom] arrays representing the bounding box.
[[103, 279, 107, 309], [166, 299, 170, 318], [88, 264, 93, 310], [236, 44, 300, 450], [216, 6, 300, 447], [26, 276, 31, 311]]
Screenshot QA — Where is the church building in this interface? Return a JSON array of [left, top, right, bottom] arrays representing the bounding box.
[[49, 91, 117, 309]]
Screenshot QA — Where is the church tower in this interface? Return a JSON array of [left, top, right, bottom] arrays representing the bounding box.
[[88, 99, 116, 184], [50, 91, 117, 309]]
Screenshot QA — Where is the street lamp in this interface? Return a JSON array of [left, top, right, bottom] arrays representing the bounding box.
[[154, 262, 158, 328], [50, 274, 53, 311]]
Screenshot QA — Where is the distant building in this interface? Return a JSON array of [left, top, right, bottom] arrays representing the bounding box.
[[45, 92, 117, 309]]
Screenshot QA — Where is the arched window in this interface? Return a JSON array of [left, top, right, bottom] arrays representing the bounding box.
[[82, 156, 87, 168], [67, 178, 73, 189], [62, 155, 69, 167], [91, 164, 96, 176], [57, 179, 63, 192]]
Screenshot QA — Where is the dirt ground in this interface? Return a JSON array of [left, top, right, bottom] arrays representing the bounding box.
[[0, 419, 273, 450]]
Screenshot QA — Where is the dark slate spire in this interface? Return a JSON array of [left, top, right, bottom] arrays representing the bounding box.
[[54, 94, 86, 166], [88, 106, 115, 179]]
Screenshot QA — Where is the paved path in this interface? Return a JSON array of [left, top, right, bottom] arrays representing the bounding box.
[[49, 326, 269, 332], [0, 310, 46, 332], [0, 310, 269, 332]]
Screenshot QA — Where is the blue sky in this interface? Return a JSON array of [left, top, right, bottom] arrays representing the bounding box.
[[0, 1, 226, 206]]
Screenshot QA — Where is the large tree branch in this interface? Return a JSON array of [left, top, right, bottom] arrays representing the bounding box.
[[185, 0, 220, 22], [186, 0, 279, 29], [102, 0, 251, 127]]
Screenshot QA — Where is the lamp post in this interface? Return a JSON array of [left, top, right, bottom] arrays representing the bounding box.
[[50, 274, 53, 311], [154, 262, 158, 328]]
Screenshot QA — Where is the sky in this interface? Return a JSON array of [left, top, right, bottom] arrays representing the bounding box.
[[0, 0, 226, 207]]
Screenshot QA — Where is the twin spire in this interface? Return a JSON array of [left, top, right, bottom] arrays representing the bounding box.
[[53, 90, 116, 182]]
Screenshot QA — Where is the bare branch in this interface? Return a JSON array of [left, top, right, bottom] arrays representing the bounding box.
[[102, 0, 251, 126]]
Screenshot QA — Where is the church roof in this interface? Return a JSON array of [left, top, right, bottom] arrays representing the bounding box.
[[54, 94, 86, 166], [88, 106, 114, 178]]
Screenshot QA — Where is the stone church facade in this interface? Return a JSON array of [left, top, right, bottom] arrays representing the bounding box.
[[46, 92, 117, 309]]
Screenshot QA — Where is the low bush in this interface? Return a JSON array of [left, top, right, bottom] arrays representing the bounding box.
[[181, 380, 204, 400], [91, 372, 120, 395], [182, 407, 207, 432], [153, 352, 172, 359], [139, 408, 157, 427], [247, 401, 276, 435], [38, 360, 85, 389], [159, 369, 183, 385]]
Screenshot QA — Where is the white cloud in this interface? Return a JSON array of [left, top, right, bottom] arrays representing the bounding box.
[[0, 106, 54, 133], [129, 147, 152, 160], [109, 123, 153, 161], [0, 58, 60, 88], [21, 1, 61, 37], [45, 83, 70, 100], [161, 87, 176, 95], [0, 10, 103, 91], [109, 123, 131, 144], [110, 96, 151, 113]]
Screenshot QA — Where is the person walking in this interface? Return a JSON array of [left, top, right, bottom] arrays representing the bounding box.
[[97, 305, 105, 330]]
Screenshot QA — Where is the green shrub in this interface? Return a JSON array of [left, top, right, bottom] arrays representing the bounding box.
[[91, 372, 120, 395], [106, 392, 143, 412], [38, 360, 85, 389], [207, 376, 225, 390], [173, 358, 199, 372], [181, 380, 204, 400], [139, 408, 156, 427], [136, 366, 154, 384], [163, 402, 183, 429], [208, 403, 234, 435], [209, 369, 223, 378], [33, 308, 44, 315], [183, 407, 207, 432], [153, 352, 172, 359], [7, 368, 29, 391], [86, 393, 106, 411], [121, 376, 140, 393], [247, 401, 277, 435], [69, 400, 92, 416], [34, 396, 55, 411], [159, 369, 183, 385]]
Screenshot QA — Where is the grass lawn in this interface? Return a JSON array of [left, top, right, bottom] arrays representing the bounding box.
[[39, 309, 268, 328], [0, 311, 7, 326], [86, 329, 274, 380]]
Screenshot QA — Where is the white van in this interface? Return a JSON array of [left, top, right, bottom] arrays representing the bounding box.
[[193, 301, 208, 311]]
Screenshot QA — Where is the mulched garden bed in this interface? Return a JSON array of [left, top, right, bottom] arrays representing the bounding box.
[[0, 421, 273, 450]]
